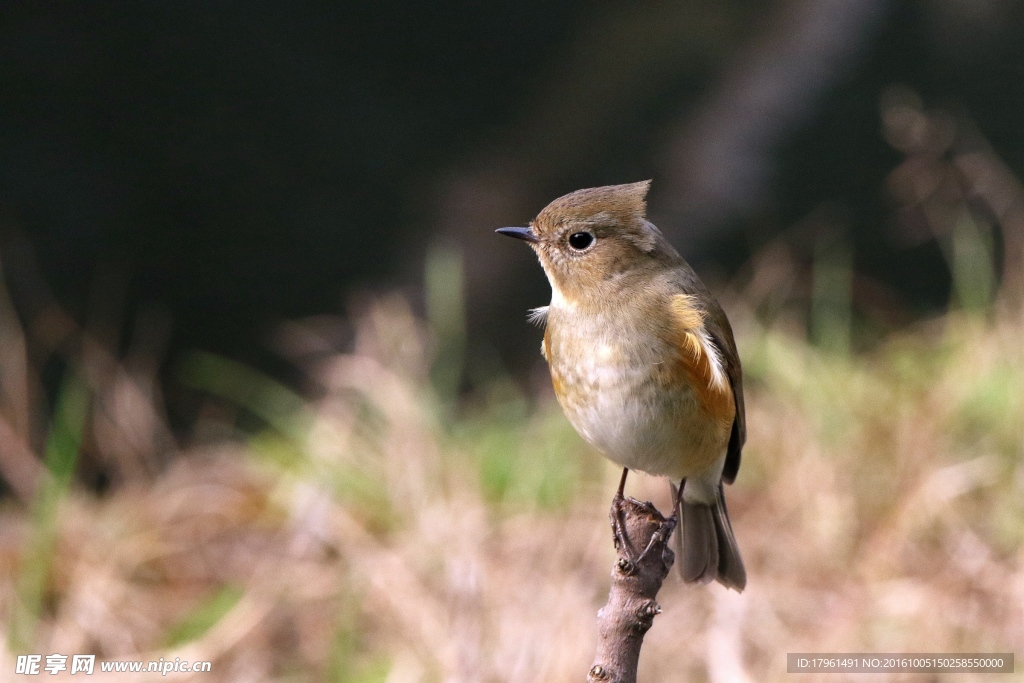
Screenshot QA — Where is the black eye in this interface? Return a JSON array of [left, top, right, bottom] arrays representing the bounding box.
[[568, 231, 594, 251]]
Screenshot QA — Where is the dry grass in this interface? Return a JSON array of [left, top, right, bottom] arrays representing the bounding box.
[[0, 276, 1022, 681]]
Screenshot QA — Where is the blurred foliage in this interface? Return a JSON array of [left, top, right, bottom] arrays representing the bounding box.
[[0, 256, 1021, 677], [9, 372, 88, 652], [163, 584, 245, 649]]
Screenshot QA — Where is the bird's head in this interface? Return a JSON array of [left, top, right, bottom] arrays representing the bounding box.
[[496, 180, 672, 305]]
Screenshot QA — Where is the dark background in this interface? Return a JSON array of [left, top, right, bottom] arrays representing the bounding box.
[[2, 0, 1023, 410]]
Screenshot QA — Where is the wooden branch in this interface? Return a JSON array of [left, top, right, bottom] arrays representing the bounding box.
[[588, 497, 676, 683]]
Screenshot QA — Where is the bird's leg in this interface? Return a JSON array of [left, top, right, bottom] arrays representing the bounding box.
[[609, 468, 634, 558], [670, 480, 682, 522], [615, 466, 629, 499]]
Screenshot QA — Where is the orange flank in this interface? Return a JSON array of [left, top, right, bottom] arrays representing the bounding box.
[[669, 295, 735, 427], [543, 329, 566, 399]]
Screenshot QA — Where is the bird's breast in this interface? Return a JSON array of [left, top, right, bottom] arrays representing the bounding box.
[[544, 305, 730, 478]]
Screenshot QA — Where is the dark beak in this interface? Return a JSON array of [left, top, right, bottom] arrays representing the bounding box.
[[495, 226, 540, 243]]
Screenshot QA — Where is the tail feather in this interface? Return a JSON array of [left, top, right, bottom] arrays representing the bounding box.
[[679, 502, 718, 584], [676, 482, 746, 591]]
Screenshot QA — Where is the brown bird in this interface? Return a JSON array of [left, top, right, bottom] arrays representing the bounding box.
[[496, 181, 745, 590]]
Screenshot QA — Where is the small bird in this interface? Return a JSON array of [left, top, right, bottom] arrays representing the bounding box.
[[496, 180, 745, 590]]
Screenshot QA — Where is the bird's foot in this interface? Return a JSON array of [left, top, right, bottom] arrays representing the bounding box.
[[609, 493, 676, 573]]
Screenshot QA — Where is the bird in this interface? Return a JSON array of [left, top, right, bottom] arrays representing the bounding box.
[[496, 180, 746, 590]]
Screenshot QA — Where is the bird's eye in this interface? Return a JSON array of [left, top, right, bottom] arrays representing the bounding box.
[[568, 231, 594, 251]]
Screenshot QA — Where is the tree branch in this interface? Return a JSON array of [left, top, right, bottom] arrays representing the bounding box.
[[588, 497, 676, 683]]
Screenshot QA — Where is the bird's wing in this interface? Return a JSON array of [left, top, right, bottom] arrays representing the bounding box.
[[705, 314, 745, 485], [666, 266, 745, 484]]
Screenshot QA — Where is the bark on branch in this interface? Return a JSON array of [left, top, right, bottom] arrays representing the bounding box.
[[588, 497, 676, 683]]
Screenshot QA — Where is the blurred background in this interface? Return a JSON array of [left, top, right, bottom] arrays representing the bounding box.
[[1, 0, 1023, 680]]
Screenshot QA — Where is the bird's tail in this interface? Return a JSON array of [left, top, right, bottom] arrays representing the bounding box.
[[674, 482, 746, 591]]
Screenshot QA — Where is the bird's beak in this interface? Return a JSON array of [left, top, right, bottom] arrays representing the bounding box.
[[495, 226, 540, 243]]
